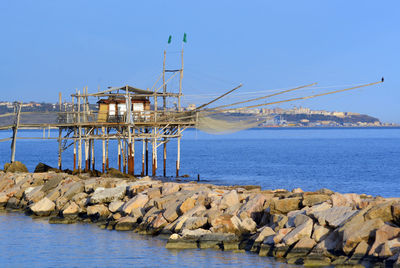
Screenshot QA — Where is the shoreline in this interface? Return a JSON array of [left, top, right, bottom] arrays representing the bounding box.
[[0, 170, 399, 266]]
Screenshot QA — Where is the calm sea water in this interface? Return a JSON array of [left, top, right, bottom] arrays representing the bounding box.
[[0, 128, 399, 267], [1, 128, 399, 197]]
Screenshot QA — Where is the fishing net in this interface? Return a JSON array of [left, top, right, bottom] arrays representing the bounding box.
[[196, 112, 261, 134]]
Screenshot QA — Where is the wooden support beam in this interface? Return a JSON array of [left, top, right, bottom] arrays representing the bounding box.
[[176, 131, 181, 177], [58, 128, 62, 170], [118, 138, 121, 172], [10, 103, 22, 163], [73, 128, 77, 171], [145, 138, 149, 176], [102, 127, 105, 173], [106, 128, 109, 170], [91, 136, 95, 171], [163, 138, 167, 177], [141, 137, 145, 176]]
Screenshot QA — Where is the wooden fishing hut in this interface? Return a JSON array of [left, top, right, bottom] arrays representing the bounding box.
[[58, 81, 195, 177]]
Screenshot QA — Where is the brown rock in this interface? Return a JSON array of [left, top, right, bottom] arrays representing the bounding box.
[[122, 193, 149, 214], [115, 216, 137, 231], [62, 202, 80, 217], [179, 197, 196, 214], [365, 201, 395, 222], [286, 237, 317, 258], [369, 223, 400, 256], [351, 240, 369, 260], [210, 214, 240, 234], [150, 212, 168, 229], [302, 194, 330, 207], [146, 187, 161, 199], [271, 197, 301, 214], [342, 218, 384, 255], [272, 227, 293, 244], [162, 182, 180, 196], [4, 161, 28, 173], [220, 190, 239, 208], [312, 224, 331, 242], [86, 204, 110, 219], [108, 200, 124, 213], [392, 203, 400, 225], [238, 194, 267, 220], [255, 226, 276, 243]]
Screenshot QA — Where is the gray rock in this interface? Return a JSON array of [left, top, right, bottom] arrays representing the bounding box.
[[63, 182, 84, 200], [311, 206, 357, 227], [181, 217, 208, 230], [108, 201, 125, 213], [30, 197, 55, 216], [90, 186, 126, 204], [282, 217, 313, 245]]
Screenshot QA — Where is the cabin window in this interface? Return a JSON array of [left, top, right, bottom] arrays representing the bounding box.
[[109, 104, 116, 116], [133, 102, 144, 112], [118, 103, 127, 115]]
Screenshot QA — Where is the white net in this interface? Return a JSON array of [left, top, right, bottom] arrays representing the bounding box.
[[196, 112, 261, 134]]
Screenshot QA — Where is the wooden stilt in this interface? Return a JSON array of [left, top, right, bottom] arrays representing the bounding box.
[[10, 103, 21, 163], [85, 134, 89, 172], [78, 127, 82, 173], [118, 138, 121, 171], [163, 138, 167, 177], [73, 128, 77, 171], [91, 135, 95, 171], [102, 127, 105, 173], [145, 138, 149, 176], [141, 138, 145, 176], [88, 137, 92, 171], [122, 138, 126, 174], [176, 133, 181, 177], [106, 128, 109, 170], [58, 128, 62, 170]]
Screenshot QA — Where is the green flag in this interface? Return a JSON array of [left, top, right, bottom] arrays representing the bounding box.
[[168, 35, 172, 44], [183, 33, 187, 43]]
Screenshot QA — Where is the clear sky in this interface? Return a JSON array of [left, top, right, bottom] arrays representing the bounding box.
[[0, 1, 399, 122]]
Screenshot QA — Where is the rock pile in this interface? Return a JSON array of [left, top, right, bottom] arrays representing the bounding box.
[[0, 171, 399, 266]]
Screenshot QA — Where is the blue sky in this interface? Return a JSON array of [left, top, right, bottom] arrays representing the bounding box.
[[0, 1, 399, 122]]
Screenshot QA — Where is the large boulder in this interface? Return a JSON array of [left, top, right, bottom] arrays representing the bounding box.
[[4, 161, 28, 173], [393, 202, 400, 226], [63, 182, 84, 200], [34, 163, 58, 173], [219, 190, 239, 208], [86, 204, 110, 220], [162, 183, 180, 196], [286, 236, 317, 259], [62, 202, 80, 217], [311, 206, 357, 228], [210, 214, 240, 234], [41, 176, 64, 193], [365, 201, 395, 222], [122, 193, 149, 214], [282, 217, 313, 245], [90, 186, 126, 204], [271, 197, 301, 214], [30, 197, 55, 216], [302, 194, 330, 207], [342, 218, 385, 255], [181, 216, 208, 230], [369, 223, 400, 256], [115, 216, 137, 231], [179, 197, 196, 214], [238, 194, 267, 221]]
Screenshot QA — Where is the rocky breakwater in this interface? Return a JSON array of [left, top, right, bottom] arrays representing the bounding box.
[[0, 170, 400, 266]]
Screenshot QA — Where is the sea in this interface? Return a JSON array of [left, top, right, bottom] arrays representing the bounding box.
[[0, 128, 399, 267]]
